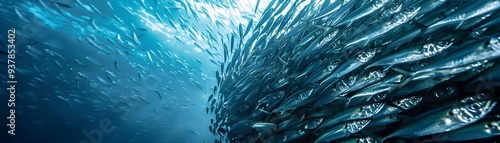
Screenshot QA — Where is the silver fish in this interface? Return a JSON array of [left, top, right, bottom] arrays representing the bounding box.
[[394, 36, 500, 81], [384, 94, 497, 140], [315, 120, 371, 143], [316, 103, 384, 130], [428, 117, 500, 141]]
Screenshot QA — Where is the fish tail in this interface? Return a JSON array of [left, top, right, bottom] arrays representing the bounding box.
[[391, 68, 413, 88], [398, 78, 412, 89], [343, 103, 350, 110]]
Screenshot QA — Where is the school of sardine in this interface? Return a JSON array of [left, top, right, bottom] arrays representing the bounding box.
[[207, 0, 500, 143], [2, 0, 500, 142]]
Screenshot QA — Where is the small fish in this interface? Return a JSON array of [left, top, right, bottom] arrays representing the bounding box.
[[254, 0, 260, 13], [316, 103, 384, 130], [132, 32, 142, 46], [427, 117, 500, 141], [384, 94, 497, 140], [89, 4, 104, 17], [85, 56, 103, 67], [315, 120, 371, 143], [368, 39, 455, 68], [114, 60, 120, 71], [147, 51, 153, 63], [51, 1, 72, 8], [393, 37, 500, 82], [371, 96, 423, 118], [154, 89, 161, 99], [106, 1, 114, 11]]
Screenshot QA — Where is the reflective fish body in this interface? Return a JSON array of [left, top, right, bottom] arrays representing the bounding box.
[[394, 36, 500, 82], [320, 48, 378, 86], [371, 96, 423, 118], [316, 103, 384, 130], [384, 93, 497, 140], [273, 88, 316, 112], [368, 38, 454, 68], [344, 73, 404, 107], [424, 0, 500, 35], [344, 69, 388, 93], [343, 5, 421, 50], [314, 120, 371, 143], [313, 75, 357, 108], [428, 117, 500, 141]]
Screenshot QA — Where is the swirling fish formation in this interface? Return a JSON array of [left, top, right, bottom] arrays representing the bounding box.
[[207, 0, 500, 142]]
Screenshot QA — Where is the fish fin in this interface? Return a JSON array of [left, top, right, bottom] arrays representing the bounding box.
[[391, 68, 411, 76], [338, 20, 353, 28], [271, 108, 283, 114], [333, 96, 350, 109], [313, 24, 334, 29], [411, 20, 428, 31], [343, 134, 351, 140], [391, 68, 413, 88], [455, 21, 466, 30], [259, 109, 271, 114], [398, 78, 412, 89], [286, 74, 297, 80]]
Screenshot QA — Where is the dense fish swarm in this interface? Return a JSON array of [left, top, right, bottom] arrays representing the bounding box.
[[208, 0, 500, 142]]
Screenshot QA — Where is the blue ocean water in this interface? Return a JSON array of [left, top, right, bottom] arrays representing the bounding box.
[[2, 0, 500, 143], [0, 0, 249, 142]]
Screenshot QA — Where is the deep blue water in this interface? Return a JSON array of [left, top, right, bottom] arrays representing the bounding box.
[[0, 0, 242, 142]]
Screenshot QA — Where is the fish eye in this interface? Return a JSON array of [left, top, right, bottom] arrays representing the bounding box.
[[486, 122, 493, 128], [395, 100, 401, 104], [470, 103, 480, 109], [448, 111, 454, 116], [446, 86, 454, 91]]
